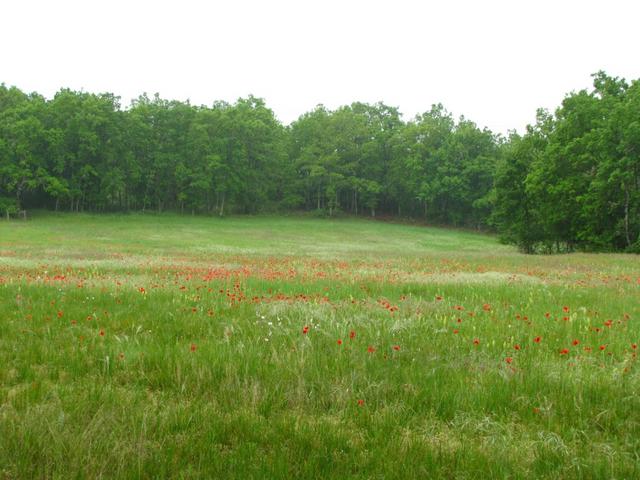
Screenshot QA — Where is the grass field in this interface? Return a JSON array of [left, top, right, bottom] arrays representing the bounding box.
[[1, 213, 639, 479]]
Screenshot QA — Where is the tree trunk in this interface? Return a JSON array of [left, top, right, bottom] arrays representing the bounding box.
[[624, 184, 631, 247]]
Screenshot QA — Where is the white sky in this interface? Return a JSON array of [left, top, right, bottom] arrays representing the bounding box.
[[2, 0, 639, 134]]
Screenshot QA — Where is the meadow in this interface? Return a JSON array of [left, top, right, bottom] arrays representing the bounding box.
[[1, 213, 639, 479]]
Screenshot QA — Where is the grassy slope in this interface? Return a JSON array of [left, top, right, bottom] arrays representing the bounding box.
[[1, 214, 639, 479]]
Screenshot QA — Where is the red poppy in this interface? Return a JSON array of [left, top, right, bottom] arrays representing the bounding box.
[[599, 345, 606, 351], [505, 357, 513, 364], [392, 345, 400, 351], [473, 338, 480, 345], [572, 339, 580, 346], [632, 344, 638, 350], [367, 345, 376, 353], [337, 339, 343, 345], [99, 329, 105, 337], [563, 306, 570, 313], [190, 343, 197, 352], [349, 330, 356, 340], [453, 329, 459, 334], [533, 336, 541, 343], [436, 295, 443, 301], [302, 326, 309, 334], [514, 344, 521, 351], [483, 303, 491, 311], [357, 399, 364, 406], [560, 348, 569, 355]]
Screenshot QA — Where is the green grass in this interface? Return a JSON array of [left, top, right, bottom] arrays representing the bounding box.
[[1, 213, 639, 479]]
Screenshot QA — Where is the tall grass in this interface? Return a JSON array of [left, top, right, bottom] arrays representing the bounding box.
[[1, 214, 639, 478]]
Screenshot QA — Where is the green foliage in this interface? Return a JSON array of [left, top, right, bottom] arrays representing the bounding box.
[[1, 72, 639, 251], [493, 73, 640, 252]]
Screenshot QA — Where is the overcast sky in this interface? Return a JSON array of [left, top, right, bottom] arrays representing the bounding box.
[[2, 0, 639, 133]]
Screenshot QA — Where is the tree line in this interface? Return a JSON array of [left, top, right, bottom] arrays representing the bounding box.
[[1, 72, 638, 252]]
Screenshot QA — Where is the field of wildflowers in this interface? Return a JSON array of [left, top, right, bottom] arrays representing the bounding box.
[[1, 214, 639, 478]]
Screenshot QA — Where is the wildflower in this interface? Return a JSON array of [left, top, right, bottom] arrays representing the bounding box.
[[367, 345, 376, 353], [349, 330, 356, 340], [99, 329, 105, 337], [560, 348, 569, 355], [599, 345, 606, 351], [357, 399, 364, 406], [436, 295, 443, 301], [483, 303, 491, 311], [473, 338, 480, 346], [453, 329, 459, 334], [572, 339, 580, 346], [337, 339, 343, 345], [302, 326, 309, 334], [392, 345, 400, 351], [533, 336, 541, 343], [57, 311, 63, 318], [505, 357, 513, 364], [563, 306, 570, 313], [190, 343, 197, 352], [514, 344, 521, 351]]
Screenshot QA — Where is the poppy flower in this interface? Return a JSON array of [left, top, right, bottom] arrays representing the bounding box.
[[349, 330, 356, 340], [190, 343, 197, 352], [392, 345, 400, 351], [533, 336, 541, 343], [99, 329, 105, 337], [453, 329, 459, 334], [302, 326, 309, 334], [505, 357, 513, 364], [563, 306, 570, 313], [572, 339, 580, 346], [473, 338, 480, 345], [367, 345, 376, 353], [514, 344, 521, 351], [560, 348, 569, 355], [357, 399, 364, 406], [599, 345, 606, 351], [337, 339, 343, 345]]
